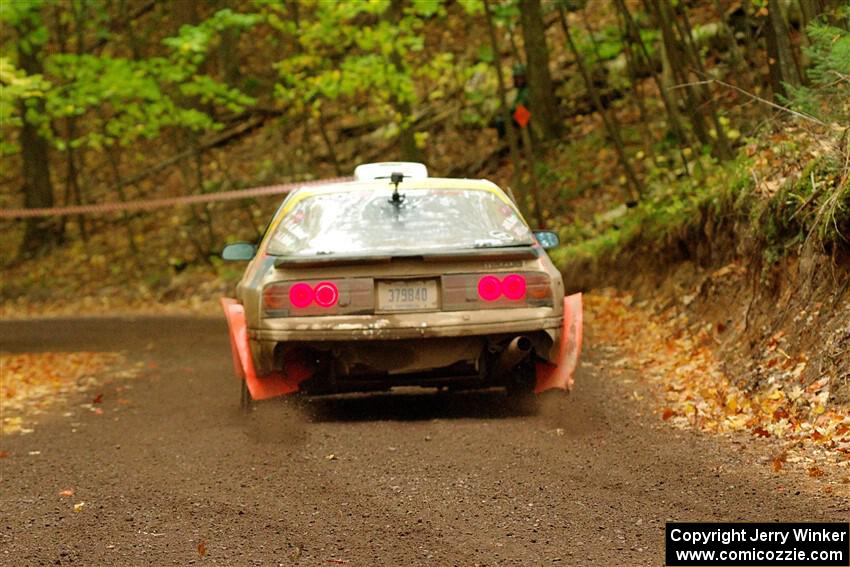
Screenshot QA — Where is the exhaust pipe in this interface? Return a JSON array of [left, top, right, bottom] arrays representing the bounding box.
[[496, 336, 533, 376]]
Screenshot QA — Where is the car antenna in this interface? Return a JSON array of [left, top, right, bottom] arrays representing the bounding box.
[[389, 171, 405, 207]]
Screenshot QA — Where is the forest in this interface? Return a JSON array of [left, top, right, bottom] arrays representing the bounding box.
[[1, 0, 848, 300], [1, 0, 847, 261]]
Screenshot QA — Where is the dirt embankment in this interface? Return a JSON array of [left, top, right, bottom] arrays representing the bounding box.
[[564, 223, 850, 481], [568, 218, 850, 399]]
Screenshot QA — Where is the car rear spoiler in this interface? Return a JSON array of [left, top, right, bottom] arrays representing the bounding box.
[[273, 247, 539, 268]]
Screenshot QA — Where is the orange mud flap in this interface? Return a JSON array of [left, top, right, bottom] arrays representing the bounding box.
[[534, 293, 583, 394], [220, 298, 311, 400]]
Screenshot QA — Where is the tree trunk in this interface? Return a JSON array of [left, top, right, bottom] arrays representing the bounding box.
[[764, 0, 803, 99], [648, 0, 712, 149], [483, 0, 525, 206], [118, 0, 144, 60], [613, 0, 692, 159], [711, 0, 752, 88], [518, 0, 560, 142], [17, 24, 60, 258], [615, 6, 655, 157], [215, 0, 241, 87], [558, 6, 642, 202], [671, 0, 733, 160], [388, 0, 422, 162]]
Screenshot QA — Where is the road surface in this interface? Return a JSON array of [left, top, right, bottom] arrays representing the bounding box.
[[1, 317, 846, 565]]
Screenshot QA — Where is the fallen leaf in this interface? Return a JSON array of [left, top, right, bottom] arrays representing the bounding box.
[[661, 408, 675, 421], [73, 502, 85, 512], [753, 427, 770, 438], [197, 541, 206, 557], [59, 489, 74, 497], [92, 393, 103, 404], [93, 407, 104, 416], [772, 452, 787, 472], [0, 451, 8, 458], [325, 454, 337, 461], [807, 467, 825, 478]]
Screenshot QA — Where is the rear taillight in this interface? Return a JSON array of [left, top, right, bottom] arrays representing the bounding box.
[[477, 274, 527, 301], [288, 282, 314, 308], [477, 275, 502, 302], [442, 272, 552, 311], [313, 282, 339, 308], [264, 279, 373, 316], [501, 274, 527, 300]]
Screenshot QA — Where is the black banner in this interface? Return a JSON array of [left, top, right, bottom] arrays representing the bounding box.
[[666, 522, 849, 566]]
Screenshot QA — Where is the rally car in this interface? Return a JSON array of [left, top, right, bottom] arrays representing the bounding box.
[[221, 162, 582, 404]]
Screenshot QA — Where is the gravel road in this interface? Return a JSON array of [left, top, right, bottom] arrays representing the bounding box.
[[1, 317, 846, 566]]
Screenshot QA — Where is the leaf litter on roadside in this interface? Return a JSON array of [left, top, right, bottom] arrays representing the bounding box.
[[586, 290, 850, 476], [1, 351, 139, 435]]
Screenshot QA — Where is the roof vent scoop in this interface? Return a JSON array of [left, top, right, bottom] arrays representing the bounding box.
[[354, 162, 428, 181]]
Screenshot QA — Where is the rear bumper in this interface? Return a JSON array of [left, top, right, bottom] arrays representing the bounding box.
[[222, 295, 581, 400], [249, 307, 562, 342]]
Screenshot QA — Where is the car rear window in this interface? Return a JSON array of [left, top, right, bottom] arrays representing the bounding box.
[[266, 188, 533, 257]]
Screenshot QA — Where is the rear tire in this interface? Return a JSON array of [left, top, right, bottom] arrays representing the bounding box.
[[240, 379, 253, 412], [505, 359, 538, 413]]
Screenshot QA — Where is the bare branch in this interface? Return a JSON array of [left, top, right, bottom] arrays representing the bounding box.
[[703, 78, 827, 126]]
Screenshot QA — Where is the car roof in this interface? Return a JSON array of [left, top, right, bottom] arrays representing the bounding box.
[[289, 177, 505, 197]]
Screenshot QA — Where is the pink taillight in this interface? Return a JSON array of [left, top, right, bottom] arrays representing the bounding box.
[[477, 274, 527, 302], [289, 282, 314, 308], [501, 274, 527, 300], [477, 275, 502, 302], [314, 281, 339, 308]]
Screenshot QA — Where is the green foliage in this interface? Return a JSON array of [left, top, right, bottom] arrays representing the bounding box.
[[555, 133, 849, 274], [164, 8, 260, 65], [269, 0, 452, 136], [0, 57, 51, 154], [0, 0, 48, 53], [573, 20, 657, 65], [553, 155, 748, 268], [2, 5, 258, 154], [788, 9, 850, 123]]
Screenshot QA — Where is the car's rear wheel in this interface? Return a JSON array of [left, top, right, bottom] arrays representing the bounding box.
[[240, 379, 253, 412], [505, 358, 538, 412]]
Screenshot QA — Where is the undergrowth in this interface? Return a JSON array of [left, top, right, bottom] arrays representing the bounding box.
[[553, 10, 850, 275], [551, 153, 750, 268], [553, 135, 849, 274]]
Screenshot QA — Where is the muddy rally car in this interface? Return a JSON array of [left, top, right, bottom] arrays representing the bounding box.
[[221, 163, 582, 404]]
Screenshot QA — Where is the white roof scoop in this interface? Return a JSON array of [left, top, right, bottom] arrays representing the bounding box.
[[354, 162, 428, 181]]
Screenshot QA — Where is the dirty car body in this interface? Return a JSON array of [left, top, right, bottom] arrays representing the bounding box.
[[222, 167, 582, 400]]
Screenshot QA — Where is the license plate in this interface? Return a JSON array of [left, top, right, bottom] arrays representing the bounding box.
[[377, 279, 439, 312]]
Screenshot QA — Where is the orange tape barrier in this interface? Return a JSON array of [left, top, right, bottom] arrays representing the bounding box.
[[0, 176, 354, 219]]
